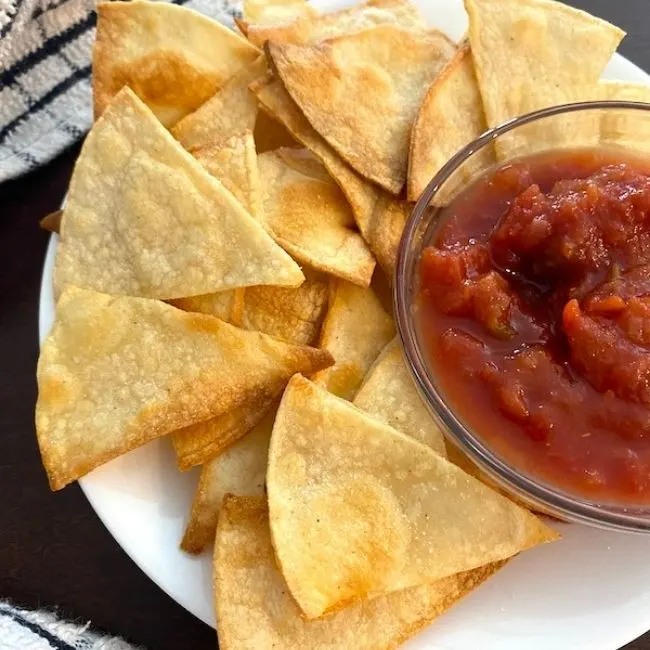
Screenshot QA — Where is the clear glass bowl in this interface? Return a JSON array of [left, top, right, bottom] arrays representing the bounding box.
[[395, 101, 650, 533]]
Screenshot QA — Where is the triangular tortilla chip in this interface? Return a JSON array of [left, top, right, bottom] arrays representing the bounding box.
[[93, 0, 259, 127], [353, 339, 447, 456], [466, 0, 624, 160], [245, 0, 425, 48], [251, 75, 379, 237], [598, 80, 650, 150], [267, 27, 456, 194], [54, 88, 303, 300], [257, 149, 376, 286], [268, 375, 559, 618], [181, 409, 275, 554], [174, 267, 329, 346], [408, 43, 492, 202], [312, 280, 395, 399], [171, 57, 268, 152], [169, 323, 332, 470], [366, 193, 409, 278], [215, 495, 505, 649]]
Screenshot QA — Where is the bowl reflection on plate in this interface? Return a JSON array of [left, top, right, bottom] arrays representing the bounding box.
[[395, 100, 650, 534]]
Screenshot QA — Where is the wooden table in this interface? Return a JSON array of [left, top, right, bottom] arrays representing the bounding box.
[[1, 1, 649, 648]]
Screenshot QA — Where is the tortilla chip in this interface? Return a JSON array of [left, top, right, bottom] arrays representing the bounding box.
[[251, 75, 379, 239], [40, 210, 62, 234], [267, 27, 456, 194], [181, 409, 275, 554], [169, 326, 332, 470], [267, 375, 559, 618], [367, 194, 409, 278], [245, 0, 425, 48], [215, 495, 505, 649], [408, 43, 492, 202], [598, 80, 650, 150], [242, 0, 316, 32], [466, 0, 625, 160], [54, 88, 303, 300], [171, 57, 268, 152], [312, 280, 395, 399], [93, 1, 259, 127], [257, 149, 376, 286], [174, 267, 329, 346], [254, 109, 299, 153], [353, 339, 447, 456]]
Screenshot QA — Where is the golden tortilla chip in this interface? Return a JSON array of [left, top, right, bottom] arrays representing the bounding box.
[[267, 375, 559, 618], [598, 80, 650, 150], [353, 339, 447, 456], [367, 193, 409, 278], [93, 1, 259, 127], [174, 267, 329, 346], [40, 210, 62, 234], [312, 280, 395, 399], [267, 27, 456, 194], [245, 0, 425, 48], [257, 149, 376, 286], [215, 495, 505, 649], [466, 0, 625, 160], [252, 75, 380, 238], [181, 409, 275, 554], [242, 0, 316, 33], [171, 57, 268, 152], [54, 88, 303, 300], [34, 287, 279, 490], [408, 43, 491, 202]]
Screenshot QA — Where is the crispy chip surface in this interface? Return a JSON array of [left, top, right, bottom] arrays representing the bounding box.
[[466, 0, 624, 159], [598, 80, 650, 150], [35, 287, 293, 490], [258, 149, 376, 286], [215, 495, 505, 649], [312, 280, 395, 399], [245, 0, 424, 48], [93, 1, 259, 126], [354, 339, 447, 456], [181, 410, 275, 553], [366, 193, 409, 278], [267, 375, 559, 618], [268, 27, 456, 194], [252, 75, 379, 237], [54, 88, 303, 299], [242, 0, 316, 34], [408, 43, 491, 201]]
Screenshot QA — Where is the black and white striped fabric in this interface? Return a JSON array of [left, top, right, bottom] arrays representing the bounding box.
[[0, 0, 243, 183], [0, 601, 139, 649]]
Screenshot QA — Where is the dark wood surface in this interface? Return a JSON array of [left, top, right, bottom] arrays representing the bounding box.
[[1, 2, 650, 648]]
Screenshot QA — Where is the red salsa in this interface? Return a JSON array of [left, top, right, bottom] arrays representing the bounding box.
[[417, 148, 650, 504]]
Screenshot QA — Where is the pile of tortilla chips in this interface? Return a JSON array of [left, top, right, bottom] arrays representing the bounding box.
[[36, 0, 650, 646]]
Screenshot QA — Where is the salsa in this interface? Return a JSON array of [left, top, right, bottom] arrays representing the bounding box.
[[417, 148, 650, 504]]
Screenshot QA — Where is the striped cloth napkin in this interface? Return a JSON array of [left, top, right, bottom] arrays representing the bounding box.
[[0, 0, 243, 183]]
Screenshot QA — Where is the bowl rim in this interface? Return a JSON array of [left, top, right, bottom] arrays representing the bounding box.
[[394, 99, 650, 534]]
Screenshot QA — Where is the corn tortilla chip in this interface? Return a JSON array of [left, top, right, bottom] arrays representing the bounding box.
[[354, 339, 447, 456], [245, 0, 425, 48], [174, 268, 329, 346], [93, 1, 259, 127], [312, 280, 395, 399], [466, 0, 624, 160], [169, 326, 332, 470], [54, 88, 303, 300], [215, 495, 505, 649], [171, 57, 268, 152], [267, 27, 456, 194], [257, 149, 376, 286], [366, 193, 409, 278], [598, 80, 650, 151], [408, 43, 492, 202], [267, 375, 559, 618], [242, 0, 316, 34], [181, 409, 275, 554]]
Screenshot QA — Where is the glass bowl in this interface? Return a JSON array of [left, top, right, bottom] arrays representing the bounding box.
[[395, 101, 650, 533]]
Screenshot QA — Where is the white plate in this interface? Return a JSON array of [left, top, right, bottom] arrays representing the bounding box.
[[38, 1, 650, 648]]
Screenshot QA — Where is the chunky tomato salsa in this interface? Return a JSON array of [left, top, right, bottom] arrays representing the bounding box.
[[417, 148, 650, 503]]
